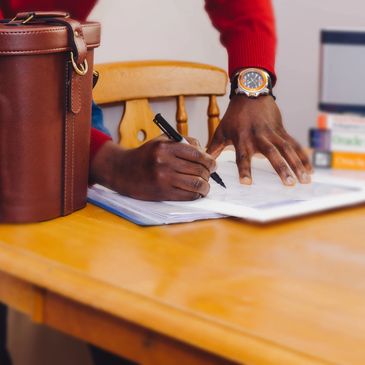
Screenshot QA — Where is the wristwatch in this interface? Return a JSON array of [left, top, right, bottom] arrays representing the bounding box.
[[230, 68, 275, 100]]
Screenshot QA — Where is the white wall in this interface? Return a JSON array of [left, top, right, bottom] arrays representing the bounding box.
[[273, 0, 365, 146], [89, 0, 365, 146], [89, 0, 229, 145], [9, 1, 365, 365]]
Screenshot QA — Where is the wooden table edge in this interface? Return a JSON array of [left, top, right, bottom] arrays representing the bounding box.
[[0, 240, 332, 365]]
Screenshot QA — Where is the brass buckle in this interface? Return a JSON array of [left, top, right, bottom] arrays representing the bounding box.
[[70, 52, 88, 76], [10, 13, 35, 24]]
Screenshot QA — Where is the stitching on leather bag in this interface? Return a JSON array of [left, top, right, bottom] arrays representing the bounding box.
[[0, 47, 67, 54], [71, 113, 75, 211], [78, 77, 81, 113], [0, 44, 99, 54], [81, 24, 101, 29], [71, 74, 82, 209], [0, 24, 100, 36], [71, 76, 75, 112], [71, 75, 82, 114], [0, 24, 99, 32], [0, 28, 65, 35], [64, 61, 69, 214]]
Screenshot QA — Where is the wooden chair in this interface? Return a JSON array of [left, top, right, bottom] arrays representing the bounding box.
[[93, 60, 227, 149]]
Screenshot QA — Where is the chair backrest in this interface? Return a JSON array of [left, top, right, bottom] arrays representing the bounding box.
[[93, 60, 227, 149]]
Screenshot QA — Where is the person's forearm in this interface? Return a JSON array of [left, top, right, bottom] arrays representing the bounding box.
[[89, 141, 122, 190]]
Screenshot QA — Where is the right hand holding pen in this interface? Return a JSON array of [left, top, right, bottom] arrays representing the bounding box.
[[90, 137, 216, 201]]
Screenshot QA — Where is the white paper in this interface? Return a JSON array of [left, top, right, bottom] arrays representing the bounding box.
[[87, 184, 224, 226], [168, 151, 365, 222]]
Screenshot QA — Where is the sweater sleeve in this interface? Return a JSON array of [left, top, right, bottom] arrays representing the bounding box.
[[204, 0, 277, 83], [90, 128, 112, 161], [0, 0, 97, 20]]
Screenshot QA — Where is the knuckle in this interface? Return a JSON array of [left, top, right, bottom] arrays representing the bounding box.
[[154, 154, 164, 165], [154, 170, 166, 182], [196, 164, 206, 177], [251, 125, 265, 137], [151, 141, 164, 158], [201, 156, 216, 173], [207, 158, 216, 172], [202, 170, 210, 181], [204, 184, 210, 196], [293, 161, 304, 173], [236, 151, 248, 163], [264, 145, 277, 156], [190, 148, 202, 161], [191, 177, 204, 191], [190, 137, 200, 147], [201, 182, 210, 197], [277, 162, 289, 175], [281, 141, 293, 154], [191, 192, 201, 200]]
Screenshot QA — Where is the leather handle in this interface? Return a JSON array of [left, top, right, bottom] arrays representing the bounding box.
[[46, 18, 87, 65], [4, 11, 88, 67], [13, 11, 70, 21]]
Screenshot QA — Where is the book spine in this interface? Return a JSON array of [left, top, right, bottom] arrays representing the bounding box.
[[331, 131, 365, 152], [313, 150, 365, 171], [309, 128, 331, 150], [332, 151, 365, 170], [317, 113, 365, 131], [314, 113, 365, 153]]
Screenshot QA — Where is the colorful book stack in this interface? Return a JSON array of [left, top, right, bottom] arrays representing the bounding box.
[[310, 28, 365, 170], [311, 113, 365, 170]]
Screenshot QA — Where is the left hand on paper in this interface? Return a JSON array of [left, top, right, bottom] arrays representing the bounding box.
[[207, 95, 312, 186]]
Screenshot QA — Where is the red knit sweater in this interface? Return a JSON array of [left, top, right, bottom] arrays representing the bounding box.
[[0, 0, 277, 159]]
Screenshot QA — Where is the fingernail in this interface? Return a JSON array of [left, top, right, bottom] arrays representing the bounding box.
[[301, 172, 311, 183], [285, 176, 296, 186], [240, 177, 252, 185]]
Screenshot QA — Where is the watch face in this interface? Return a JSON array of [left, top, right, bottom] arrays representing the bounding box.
[[238, 69, 267, 92]]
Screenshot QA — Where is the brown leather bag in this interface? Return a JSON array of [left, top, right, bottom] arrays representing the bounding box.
[[0, 11, 101, 223]]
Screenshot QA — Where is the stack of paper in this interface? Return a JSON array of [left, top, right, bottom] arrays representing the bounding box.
[[87, 184, 224, 226]]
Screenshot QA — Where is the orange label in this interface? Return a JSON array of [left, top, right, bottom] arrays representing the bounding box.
[[317, 113, 328, 129], [332, 151, 365, 170]]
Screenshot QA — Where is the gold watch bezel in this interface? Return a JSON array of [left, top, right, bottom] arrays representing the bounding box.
[[237, 68, 269, 94]]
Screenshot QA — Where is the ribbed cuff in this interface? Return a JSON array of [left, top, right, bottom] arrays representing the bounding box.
[[90, 128, 112, 162], [225, 30, 277, 85]]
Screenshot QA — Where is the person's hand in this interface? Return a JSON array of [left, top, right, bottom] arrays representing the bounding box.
[[90, 137, 216, 201], [207, 95, 312, 186]]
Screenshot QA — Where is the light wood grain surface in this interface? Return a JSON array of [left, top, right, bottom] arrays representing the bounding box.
[[1, 203, 365, 364]]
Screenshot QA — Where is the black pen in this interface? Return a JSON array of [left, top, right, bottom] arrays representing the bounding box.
[[153, 113, 226, 189]]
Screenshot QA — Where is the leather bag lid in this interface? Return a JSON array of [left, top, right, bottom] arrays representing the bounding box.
[[0, 21, 100, 55]]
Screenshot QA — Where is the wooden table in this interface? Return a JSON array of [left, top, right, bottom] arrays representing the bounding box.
[[1, 202, 365, 365]]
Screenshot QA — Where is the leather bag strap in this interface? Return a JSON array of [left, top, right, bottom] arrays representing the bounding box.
[[12, 11, 70, 21], [2, 11, 87, 66]]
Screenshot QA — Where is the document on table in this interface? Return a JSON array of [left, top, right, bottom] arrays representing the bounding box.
[[88, 150, 365, 225], [87, 185, 224, 226]]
